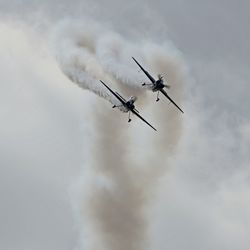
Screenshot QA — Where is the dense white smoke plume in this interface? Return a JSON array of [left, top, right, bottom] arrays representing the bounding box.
[[52, 19, 187, 250]]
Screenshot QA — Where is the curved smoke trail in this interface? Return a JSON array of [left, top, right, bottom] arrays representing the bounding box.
[[52, 19, 188, 250]]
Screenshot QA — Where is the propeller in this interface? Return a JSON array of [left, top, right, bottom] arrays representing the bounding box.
[[157, 74, 163, 80], [158, 74, 170, 88]]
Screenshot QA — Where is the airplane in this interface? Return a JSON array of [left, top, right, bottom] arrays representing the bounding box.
[[100, 80, 157, 131], [132, 57, 184, 113]]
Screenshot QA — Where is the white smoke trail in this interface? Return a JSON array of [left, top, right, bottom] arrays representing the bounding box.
[[51, 19, 188, 250]]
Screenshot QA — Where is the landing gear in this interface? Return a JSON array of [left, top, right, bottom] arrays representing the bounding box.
[[156, 91, 160, 102], [112, 105, 116, 108], [128, 111, 131, 122], [142, 83, 146, 86]]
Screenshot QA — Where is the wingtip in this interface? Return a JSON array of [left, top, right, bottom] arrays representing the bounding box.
[[132, 56, 138, 62], [152, 126, 157, 132], [100, 80, 106, 85]]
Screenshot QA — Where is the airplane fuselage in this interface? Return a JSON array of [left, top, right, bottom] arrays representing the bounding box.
[[152, 79, 165, 92], [124, 98, 136, 111]]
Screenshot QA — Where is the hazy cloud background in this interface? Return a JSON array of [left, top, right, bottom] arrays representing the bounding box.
[[0, 0, 249, 250]]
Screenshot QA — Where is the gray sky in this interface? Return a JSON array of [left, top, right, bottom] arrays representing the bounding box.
[[0, 1, 249, 250]]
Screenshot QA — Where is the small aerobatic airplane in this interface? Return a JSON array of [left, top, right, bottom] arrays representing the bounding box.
[[100, 80, 157, 131], [132, 57, 184, 113]]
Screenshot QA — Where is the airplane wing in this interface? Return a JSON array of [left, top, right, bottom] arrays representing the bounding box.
[[132, 57, 156, 84], [100, 80, 126, 106], [160, 89, 184, 113], [131, 109, 157, 131]]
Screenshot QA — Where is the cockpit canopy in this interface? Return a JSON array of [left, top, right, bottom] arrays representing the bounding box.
[[129, 96, 137, 103]]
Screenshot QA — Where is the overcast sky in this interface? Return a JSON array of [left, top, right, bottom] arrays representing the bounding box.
[[0, 1, 249, 250]]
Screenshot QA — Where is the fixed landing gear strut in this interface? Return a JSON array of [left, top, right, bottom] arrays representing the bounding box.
[[156, 91, 160, 102], [128, 111, 131, 122]]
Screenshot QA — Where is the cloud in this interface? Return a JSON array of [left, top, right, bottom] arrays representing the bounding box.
[[0, 22, 85, 250]]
